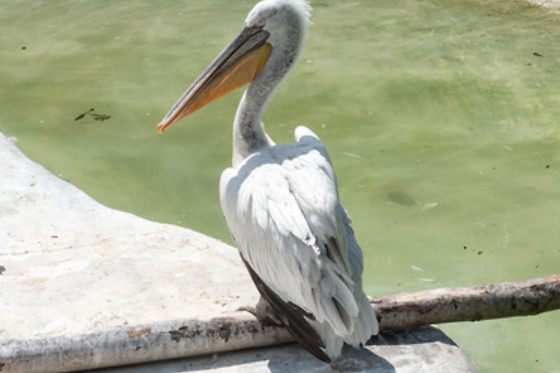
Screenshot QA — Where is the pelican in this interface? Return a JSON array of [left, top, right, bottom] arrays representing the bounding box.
[[156, 0, 378, 363]]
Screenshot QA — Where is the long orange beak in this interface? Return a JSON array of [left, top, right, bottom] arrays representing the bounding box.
[[157, 26, 272, 134]]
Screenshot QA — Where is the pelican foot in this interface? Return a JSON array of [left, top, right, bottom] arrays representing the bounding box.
[[236, 305, 257, 315], [236, 297, 283, 326]]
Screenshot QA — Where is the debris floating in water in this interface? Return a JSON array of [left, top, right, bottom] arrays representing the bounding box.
[[74, 108, 94, 121], [91, 112, 112, 121], [419, 278, 435, 282], [341, 151, 367, 160], [74, 108, 112, 122], [421, 202, 438, 212], [502, 145, 513, 151]]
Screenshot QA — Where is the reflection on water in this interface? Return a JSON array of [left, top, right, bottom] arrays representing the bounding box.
[[1, 1, 559, 372]]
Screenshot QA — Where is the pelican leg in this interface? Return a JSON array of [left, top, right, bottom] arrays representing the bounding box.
[[237, 296, 283, 326], [256, 295, 283, 324]]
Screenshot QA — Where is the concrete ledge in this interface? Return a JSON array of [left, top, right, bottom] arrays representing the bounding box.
[[95, 326, 474, 373], [0, 133, 259, 340], [0, 132, 476, 372]]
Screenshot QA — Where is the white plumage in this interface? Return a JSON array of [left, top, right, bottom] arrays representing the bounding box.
[[220, 126, 377, 360], [157, 0, 378, 363]]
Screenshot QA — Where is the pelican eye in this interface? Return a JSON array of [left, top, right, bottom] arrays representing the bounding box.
[[254, 9, 278, 27]]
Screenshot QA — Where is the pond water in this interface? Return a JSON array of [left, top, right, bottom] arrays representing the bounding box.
[[1, 1, 559, 371]]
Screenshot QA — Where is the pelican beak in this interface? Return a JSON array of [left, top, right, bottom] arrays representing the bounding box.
[[156, 26, 272, 134]]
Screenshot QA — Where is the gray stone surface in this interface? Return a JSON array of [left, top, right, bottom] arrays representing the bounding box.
[[0, 132, 476, 372], [527, 0, 560, 9], [0, 133, 259, 341]]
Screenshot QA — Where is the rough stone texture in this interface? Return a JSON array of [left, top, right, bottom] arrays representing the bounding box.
[[527, 0, 560, 9], [0, 132, 476, 372], [0, 132, 259, 340]]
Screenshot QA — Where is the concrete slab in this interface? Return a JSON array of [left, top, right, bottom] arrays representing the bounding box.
[[0, 133, 259, 340], [0, 132, 476, 372]]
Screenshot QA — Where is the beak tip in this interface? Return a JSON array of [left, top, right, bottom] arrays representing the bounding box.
[[156, 123, 166, 134]]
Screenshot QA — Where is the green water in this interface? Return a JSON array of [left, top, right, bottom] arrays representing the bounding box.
[[1, 1, 559, 371]]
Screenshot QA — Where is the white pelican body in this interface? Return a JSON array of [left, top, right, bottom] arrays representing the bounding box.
[[157, 0, 378, 363]]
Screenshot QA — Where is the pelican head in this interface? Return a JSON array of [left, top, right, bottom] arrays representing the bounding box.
[[156, 0, 311, 134], [246, 0, 311, 47]]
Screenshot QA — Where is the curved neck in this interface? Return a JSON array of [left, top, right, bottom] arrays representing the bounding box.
[[232, 18, 306, 168], [232, 89, 272, 168]]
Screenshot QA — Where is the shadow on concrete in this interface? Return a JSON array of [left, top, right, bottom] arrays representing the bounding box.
[[267, 343, 395, 373], [372, 326, 459, 348], [91, 341, 395, 373]]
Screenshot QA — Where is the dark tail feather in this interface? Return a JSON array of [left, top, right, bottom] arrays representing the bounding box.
[[241, 258, 331, 363]]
